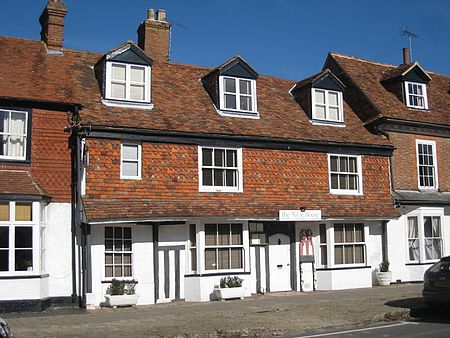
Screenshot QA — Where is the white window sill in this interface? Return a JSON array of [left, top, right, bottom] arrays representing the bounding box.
[[310, 119, 345, 127], [199, 187, 242, 193], [216, 107, 260, 119], [418, 187, 439, 192], [0, 156, 27, 161], [102, 99, 154, 110], [120, 176, 142, 180], [330, 190, 362, 196]]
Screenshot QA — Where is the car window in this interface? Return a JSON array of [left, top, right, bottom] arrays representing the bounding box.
[[429, 261, 450, 273]]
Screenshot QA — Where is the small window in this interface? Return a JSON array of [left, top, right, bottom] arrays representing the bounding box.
[[121, 143, 141, 180], [106, 62, 151, 103], [0, 109, 28, 161], [189, 224, 197, 272], [311, 88, 343, 123], [249, 222, 266, 245], [219, 76, 257, 115], [405, 81, 428, 109], [105, 226, 132, 278], [334, 223, 365, 265], [204, 223, 244, 271], [416, 140, 438, 189], [199, 147, 243, 192], [328, 155, 362, 195]]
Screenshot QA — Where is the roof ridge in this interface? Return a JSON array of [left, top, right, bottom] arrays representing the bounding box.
[[330, 52, 398, 68]]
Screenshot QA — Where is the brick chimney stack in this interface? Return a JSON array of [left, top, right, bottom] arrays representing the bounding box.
[[39, 0, 68, 51], [137, 9, 171, 61]]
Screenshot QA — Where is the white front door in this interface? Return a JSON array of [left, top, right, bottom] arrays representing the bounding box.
[[269, 233, 291, 292]]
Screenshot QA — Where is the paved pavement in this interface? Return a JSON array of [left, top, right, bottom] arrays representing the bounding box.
[[3, 283, 425, 337]]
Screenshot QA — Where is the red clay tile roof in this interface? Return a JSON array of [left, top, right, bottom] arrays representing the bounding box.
[[0, 170, 48, 196], [328, 53, 450, 126], [83, 197, 399, 223], [0, 36, 391, 147]]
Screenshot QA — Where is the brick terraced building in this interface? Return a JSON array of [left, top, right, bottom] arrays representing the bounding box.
[[0, 0, 447, 310]]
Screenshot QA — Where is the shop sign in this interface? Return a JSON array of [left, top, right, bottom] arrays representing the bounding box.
[[279, 209, 321, 221]]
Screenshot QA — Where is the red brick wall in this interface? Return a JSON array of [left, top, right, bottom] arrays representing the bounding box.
[[0, 108, 72, 202], [85, 139, 398, 218], [390, 132, 449, 191]]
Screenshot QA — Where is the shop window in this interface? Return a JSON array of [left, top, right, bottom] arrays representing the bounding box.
[[105, 226, 132, 278], [204, 223, 243, 270]]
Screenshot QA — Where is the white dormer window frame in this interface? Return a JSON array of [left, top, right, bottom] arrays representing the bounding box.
[[311, 88, 344, 123], [105, 62, 151, 104], [405, 81, 428, 110], [218, 76, 258, 116]]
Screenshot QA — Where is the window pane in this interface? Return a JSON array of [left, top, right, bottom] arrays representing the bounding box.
[[105, 253, 113, 264], [344, 246, 354, 264], [213, 169, 224, 186], [424, 216, 432, 237], [214, 149, 224, 167], [354, 224, 364, 242], [344, 225, 354, 242], [123, 254, 132, 264], [339, 175, 348, 189], [334, 246, 343, 264], [224, 78, 236, 93], [105, 227, 113, 238], [124, 265, 132, 277], [130, 66, 145, 82], [239, 80, 251, 95], [111, 64, 126, 81], [15, 227, 32, 248], [202, 148, 213, 166], [105, 265, 113, 278], [320, 245, 327, 265], [205, 248, 217, 270], [190, 248, 197, 271], [328, 92, 338, 106], [329, 107, 339, 120], [0, 227, 9, 248], [315, 105, 326, 119], [111, 83, 126, 99], [15, 249, 32, 271], [122, 161, 138, 177], [123, 144, 138, 160], [0, 110, 8, 133], [319, 224, 327, 244], [330, 156, 338, 171], [130, 85, 145, 100], [114, 254, 122, 264], [231, 248, 243, 269], [225, 170, 236, 187], [240, 96, 252, 111], [226, 150, 237, 168], [225, 94, 236, 109], [11, 112, 26, 135], [123, 240, 132, 251], [334, 224, 343, 243], [431, 217, 441, 237], [218, 224, 230, 245], [202, 169, 213, 186], [189, 224, 196, 246], [231, 224, 242, 245], [115, 266, 122, 277], [408, 239, 419, 261], [315, 90, 325, 104], [0, 203, 9, 221], [123, 227, 131, 239], [205, 224, 217, 246], [15, 203, 32, 221], [340, 157, 348, 172], [0, 250, 8, 271], [217, 248, 230, 269], [348, 157, 357, 173], [354, 245, 364, 263]]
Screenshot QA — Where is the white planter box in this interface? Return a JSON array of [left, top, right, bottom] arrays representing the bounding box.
[[105, 294, 139, 307], [377, 271, 393, 286], [214, 287, 245, 301]]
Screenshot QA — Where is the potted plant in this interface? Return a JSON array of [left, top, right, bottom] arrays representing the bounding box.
[[105, 279, 139, 307], [213, 276, 246, 301], [376, 261, 392, 286]]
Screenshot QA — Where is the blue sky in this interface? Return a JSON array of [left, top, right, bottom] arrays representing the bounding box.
[[1, 0, 449, 80]]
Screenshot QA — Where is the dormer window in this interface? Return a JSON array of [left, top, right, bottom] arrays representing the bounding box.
[[202, 56, 259, 118], [106, 62, 150, 102], [219, 76, 256, 113], [95, 42, 153, 109], [312, 88, 343, 122], [405, 81, 428, 109]]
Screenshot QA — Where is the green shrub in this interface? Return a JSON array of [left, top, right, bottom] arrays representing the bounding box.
[[219, 276, 243, 288], [106, 279, 137, 295], [379, 261, 390, 272]]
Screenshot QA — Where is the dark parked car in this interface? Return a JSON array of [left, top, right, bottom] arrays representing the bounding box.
[[0, 317, 13, 338], [423, 256, 450, 307]]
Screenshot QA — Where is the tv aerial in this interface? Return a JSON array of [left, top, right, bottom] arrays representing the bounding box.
[[402, 26, 418, 63]]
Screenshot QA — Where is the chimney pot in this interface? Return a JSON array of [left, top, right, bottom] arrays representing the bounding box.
[[147, 8, 155, 20], [157, 9, 167, 22], [402, 48, 409, 65]]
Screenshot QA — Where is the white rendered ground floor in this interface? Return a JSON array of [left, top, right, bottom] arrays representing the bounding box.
[[84, 218, 399, 307]]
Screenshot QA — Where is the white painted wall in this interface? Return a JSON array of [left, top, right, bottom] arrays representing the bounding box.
[[45, 203, 73, 298], [87, 223, 154, 307]]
